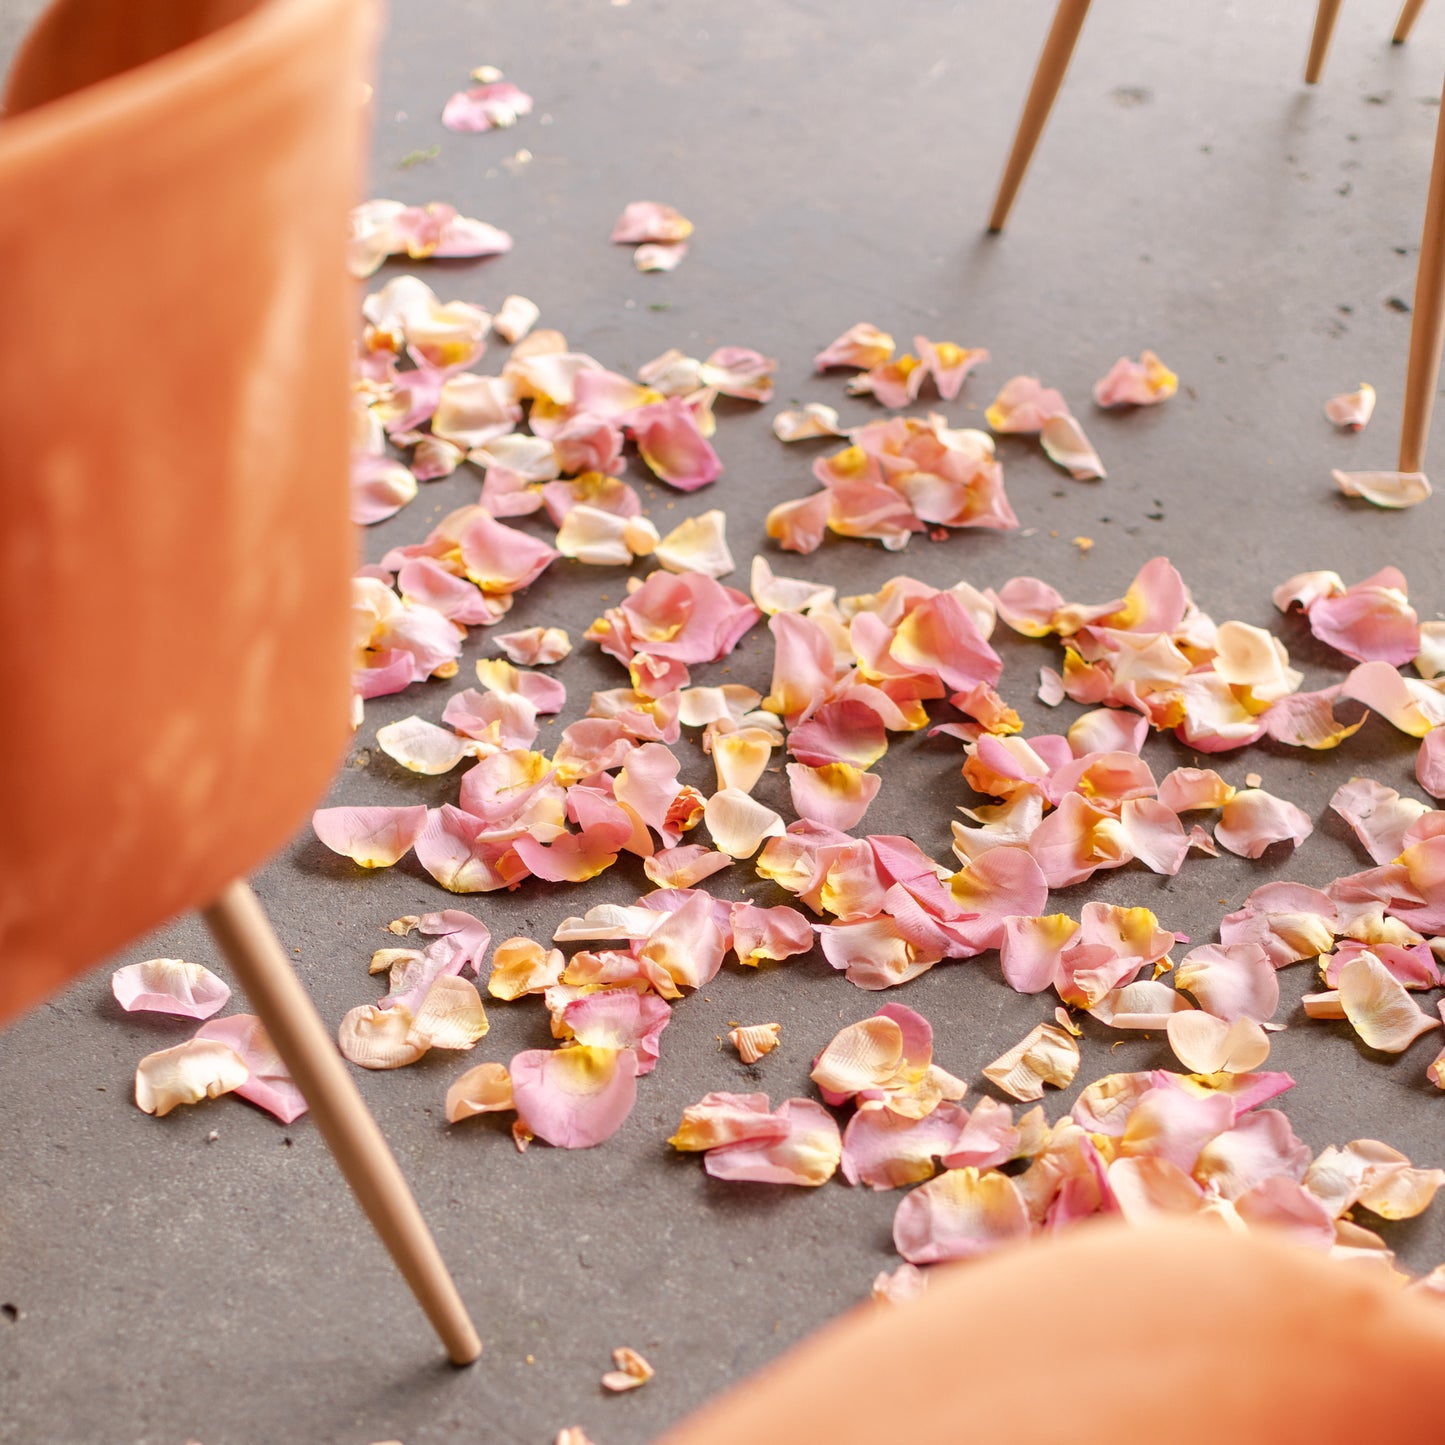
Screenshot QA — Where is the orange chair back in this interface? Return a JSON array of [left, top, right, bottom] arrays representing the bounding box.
[[0, 0, 371, 1024]]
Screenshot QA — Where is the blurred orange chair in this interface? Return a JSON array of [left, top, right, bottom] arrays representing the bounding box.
[[988, 0, 1445, 476], [0, 0, 479, 1364], [661, 1222, 1445, 1445]]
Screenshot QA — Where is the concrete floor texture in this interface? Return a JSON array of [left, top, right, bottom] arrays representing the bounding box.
[[5, 1, 1445, 1441]]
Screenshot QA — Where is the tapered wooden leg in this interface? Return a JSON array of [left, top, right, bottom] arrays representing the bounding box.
[[1305, 0, 1343, 84], [1394, 0, 1427, 44], [1399, 70, 1445, 473], [203, 879, 482, 1366], [987, 0, 1092, 233]]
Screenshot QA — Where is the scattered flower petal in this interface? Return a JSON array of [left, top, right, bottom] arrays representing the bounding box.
[[112, 959, 230, 1020]]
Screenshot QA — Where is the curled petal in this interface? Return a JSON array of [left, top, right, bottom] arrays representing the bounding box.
[[773, 402, 846, 441], [1343, 660, 1445, 737], [634, 241, 688, 272], [1337, 953, 1443, 1053], [487, 937, 565, 1000], [982, 1023, 1080, 1102], [1165, 1011, 1272, 1074], [446, 1061, 514, 1123], [643, 844, 734, 889], [1263, 687, 1367, 750], [494, 626, 571, 666], [557, 504, 660, 565], [669, 1091, 791, 1151], [312, 805, 428, 868], [1325, 383, 1376, 430], [441, 80, 532, 132], [729, 1022, 782, 1064], [705, 788, 786, 858], [1214, 789, 1313, 858], [1107, 1156, 1207, 1223], [1308, 577, 1420, 666], [611, 200, 692, 243], [891, 1167, 1031, 1264], [1333, 468, 1431, 508], [338, 1004, 428, 1069], [493, 294, 540, 344], [1087, 980, 1194, 1031], [703, 1098, 841, 1186], [818, 917, 940, 990], [135, 1039, 248, 1117], [1331, 777, 1431, 864], [765, 489, 833, 554], [1040, 413, 1105, 479], [730, 902, 815, 967], [1158, 767, 1235, 813], [1092, 350, 1178, 407], [510, 1045, 639, 1148], [1418, 729, 1445, 799], [601, 1346, 655, 1393], [112, 959, 230, 1020], [985, 375, 1068, 433], [1211, 620, 1302, 703], [814, 322, 895, 372], [195, 1015, 306, 1124]]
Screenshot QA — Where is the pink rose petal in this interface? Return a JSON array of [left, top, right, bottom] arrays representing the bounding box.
[[112, 959, 231, 1020], [509, 1045, 639, 1148]]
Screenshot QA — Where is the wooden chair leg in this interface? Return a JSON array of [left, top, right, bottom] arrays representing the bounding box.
[[1399, 69, 1445, 474], [1305, 0, 1343, 84], [203, 879, 482, 1366], [1394, 0, 1427, 44], [987, 0, 1092, 233]]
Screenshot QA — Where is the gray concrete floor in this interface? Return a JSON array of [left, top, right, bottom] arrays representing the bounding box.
[[6, 2, 1445, 1441]]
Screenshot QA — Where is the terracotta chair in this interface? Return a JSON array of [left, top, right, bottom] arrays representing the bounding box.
[[661, 1221, 1445, 1445], [0, 0, 479, 1365], [988, 0, 1445, 475]]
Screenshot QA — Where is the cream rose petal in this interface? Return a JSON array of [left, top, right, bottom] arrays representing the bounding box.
[[1165, 1011, 1272, 1074], [337, 1003, 429, 1070], [1337, 953, 1443, 1053], [135, 1039, 249, 1117], [445, 1061, 514, 1123], [704, 787, 786, 858]]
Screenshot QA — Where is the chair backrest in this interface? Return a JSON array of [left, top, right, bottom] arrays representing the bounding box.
[[0, 0, 372, 1024]]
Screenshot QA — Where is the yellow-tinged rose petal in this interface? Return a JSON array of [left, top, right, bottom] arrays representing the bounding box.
[[810, 1016, 904, 1095], [410, 975, 489, 1050], [653, 509, 733, 578], [1337, 952, 1443, 1052], [445, 1061, 514, 1122], [981, 1023, 1080, 1101], [711, 728, 776, 794], [488, 936, 565, 1000], [135, 1038, 249, 1117]]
